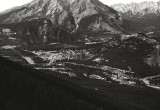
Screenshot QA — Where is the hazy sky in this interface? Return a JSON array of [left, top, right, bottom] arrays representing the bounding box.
[[0, 0, 159, 12]]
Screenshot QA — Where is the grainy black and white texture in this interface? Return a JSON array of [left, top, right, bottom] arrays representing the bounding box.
[[0, 0, 160, 110]]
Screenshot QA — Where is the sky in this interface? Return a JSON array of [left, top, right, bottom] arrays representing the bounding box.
[[0, 0, 159, 12]]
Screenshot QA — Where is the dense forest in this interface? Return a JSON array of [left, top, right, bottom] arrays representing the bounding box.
[[0, 56, 160, 110]]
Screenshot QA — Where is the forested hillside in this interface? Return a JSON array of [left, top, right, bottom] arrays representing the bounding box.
[[1, 56, 160, 110]]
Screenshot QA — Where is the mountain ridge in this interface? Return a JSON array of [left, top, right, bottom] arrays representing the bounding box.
[[0, 0, 127, 44], [112, 1, 160, 15], [0, 0, 123, 36], [111, 0, 160, 38]]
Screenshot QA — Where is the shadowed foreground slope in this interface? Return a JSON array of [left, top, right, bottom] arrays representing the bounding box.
[[0, 56, 160, 110]]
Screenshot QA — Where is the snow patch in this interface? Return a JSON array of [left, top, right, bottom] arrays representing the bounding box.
[[22, 57, 35, 65], [85, 42, 101, 45], [142, 75, 160, 90], [48, 43, 59, 45], [89, 74, 106, 81], [146, 32, 154, 35], [1, 45, 17, 49], [147, 85, 160, 90], [8, 37, 16, 40]]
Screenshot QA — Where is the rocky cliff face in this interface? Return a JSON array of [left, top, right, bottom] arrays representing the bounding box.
[[0, 0, 123, 38]]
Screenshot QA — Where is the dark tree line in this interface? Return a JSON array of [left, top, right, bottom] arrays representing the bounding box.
[[0, 56, 155, 110]]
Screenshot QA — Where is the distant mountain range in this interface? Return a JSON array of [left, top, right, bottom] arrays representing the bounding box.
[[112, 1, 160, 18], [112, 1, 160, 38]]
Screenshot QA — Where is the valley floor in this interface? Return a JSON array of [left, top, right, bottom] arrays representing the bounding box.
[[0, 34, 160, 110]]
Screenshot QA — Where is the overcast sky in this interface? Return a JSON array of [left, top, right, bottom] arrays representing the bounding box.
[[0, 0, 159, 12]]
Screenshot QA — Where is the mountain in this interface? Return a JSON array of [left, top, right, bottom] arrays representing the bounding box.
[[112, 1, 160, 20], [92, 33, 160, 77], [0, 0, 159, 78], [112, 1, 160, 38], [0, 0, 124, 43], [1, 0, 160, 109]]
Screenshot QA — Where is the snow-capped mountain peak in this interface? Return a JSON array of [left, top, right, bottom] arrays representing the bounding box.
[[112, 1, 160, 17], [0, 0, 123, 34]]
